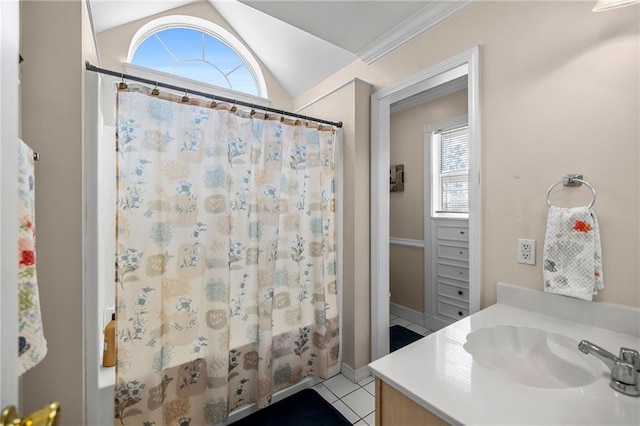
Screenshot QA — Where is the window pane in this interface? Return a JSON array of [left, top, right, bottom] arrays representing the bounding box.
[[204, 36, 243, 74], [434, 125, 469, 214], [440, 177, 468, 213], [173, 61, 229, 88], [155, 28, 203, 62], [131, 26, 260, 97], [132, 36, 177, 73], [439, 127, 469, 173], [227, 64, 258, 96]]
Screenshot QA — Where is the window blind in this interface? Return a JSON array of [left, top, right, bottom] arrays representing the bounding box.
[[435, 125, 469, 213]]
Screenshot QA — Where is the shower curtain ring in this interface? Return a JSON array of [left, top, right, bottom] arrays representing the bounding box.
[[280, 109, 286, 123], [151, 82, 159, 96], [250, 104, 256, 116], [210, 95, 217, 108], [118, 74, 128, 91], [230, 100, 237, 113], [181, 90, 190, 103]]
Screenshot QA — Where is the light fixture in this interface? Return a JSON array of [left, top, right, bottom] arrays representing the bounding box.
[[592, 0, 640, 12]]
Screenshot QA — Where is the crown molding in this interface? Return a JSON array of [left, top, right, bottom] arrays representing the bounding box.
[[357, 1, 473, 65]]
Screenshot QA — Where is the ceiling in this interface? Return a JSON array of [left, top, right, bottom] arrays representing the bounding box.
[[89, 0, 470, 98], [239, 1, 430, 54]]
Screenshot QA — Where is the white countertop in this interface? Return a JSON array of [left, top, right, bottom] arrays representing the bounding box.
[[368, 303, 640, 425]]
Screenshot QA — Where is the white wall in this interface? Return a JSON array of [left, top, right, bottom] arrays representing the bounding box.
[[297, 79, 373, 370], [21, 1, 86, 423], [294, 0, 639, 371], [96, 77, 117, 425], [97, 83, 116, 334], [295, 1, 640, 309]]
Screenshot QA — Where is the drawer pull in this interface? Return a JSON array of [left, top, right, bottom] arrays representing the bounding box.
[[459, 251, 463, 255], [460, 231, 465, 235], [458, 311, 464, 316], [458, 290, 463, 296], [459, 272, 463, 275]]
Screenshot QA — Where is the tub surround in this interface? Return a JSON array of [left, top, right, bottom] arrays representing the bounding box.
[[368, 283, 640, 425]]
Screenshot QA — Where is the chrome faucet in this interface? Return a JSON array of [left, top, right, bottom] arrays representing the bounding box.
[[578, 340, 640, 397]]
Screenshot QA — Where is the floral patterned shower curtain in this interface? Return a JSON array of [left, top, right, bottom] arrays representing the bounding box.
[[114, 86, 339, 425]]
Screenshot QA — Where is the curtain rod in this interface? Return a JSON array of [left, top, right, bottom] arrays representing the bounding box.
[[85, 62, 343, 129]]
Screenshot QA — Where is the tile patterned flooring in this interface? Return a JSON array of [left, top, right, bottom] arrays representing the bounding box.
[[311, 314, 433, 425]]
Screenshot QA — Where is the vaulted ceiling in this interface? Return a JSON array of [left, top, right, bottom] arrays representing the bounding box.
[[89, 0, 471, 98]]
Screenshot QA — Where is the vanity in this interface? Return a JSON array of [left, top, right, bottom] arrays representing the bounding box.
[[369, 283, 640, 425]]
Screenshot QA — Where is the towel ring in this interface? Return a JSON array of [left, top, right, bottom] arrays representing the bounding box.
[[546, 178, 596, 208]]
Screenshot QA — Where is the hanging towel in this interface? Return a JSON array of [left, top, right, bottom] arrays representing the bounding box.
[[543, 206, 603, 301], [17, 139, 47, 375]]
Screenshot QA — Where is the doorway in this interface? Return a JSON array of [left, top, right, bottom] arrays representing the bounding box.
[[370, 47, 481, 361]]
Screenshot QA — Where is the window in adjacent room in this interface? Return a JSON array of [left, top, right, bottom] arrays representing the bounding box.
[[431, 120, 469, 217]]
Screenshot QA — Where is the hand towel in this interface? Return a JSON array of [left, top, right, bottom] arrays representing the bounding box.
[[543, 206, 603, 301], [17, 139, 47, 375]]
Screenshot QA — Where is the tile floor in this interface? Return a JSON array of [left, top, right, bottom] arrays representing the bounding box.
[[311, 315, 433, 425]]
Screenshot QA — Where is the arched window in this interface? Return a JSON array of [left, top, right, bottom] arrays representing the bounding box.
[[126, 16, 268, 100]]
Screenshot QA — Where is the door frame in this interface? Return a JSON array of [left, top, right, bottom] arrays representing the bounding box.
[[370, 46, 481, 361], [0, 0, 20, 407]]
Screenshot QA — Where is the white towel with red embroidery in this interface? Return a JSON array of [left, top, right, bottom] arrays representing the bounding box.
[[17, 139, 47, 375], [543, 206, 603, 301]]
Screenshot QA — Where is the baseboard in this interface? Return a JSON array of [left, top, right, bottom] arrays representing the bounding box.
[[341, 362, 371, 383], [390, 302, 425, 326]]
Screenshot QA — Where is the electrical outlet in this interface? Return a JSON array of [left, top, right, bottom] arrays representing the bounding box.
[[517, 239, 536, 265]]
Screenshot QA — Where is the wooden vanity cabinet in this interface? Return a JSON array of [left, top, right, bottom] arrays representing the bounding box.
[[375, 378, 449, 426]]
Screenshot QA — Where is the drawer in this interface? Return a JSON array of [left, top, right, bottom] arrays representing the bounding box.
[[437, 245, 469, 262], [437, 263, 469, 281], [437, 226, 469, 242], [438, 282, 469, 303], [437, 299, 469, 321]]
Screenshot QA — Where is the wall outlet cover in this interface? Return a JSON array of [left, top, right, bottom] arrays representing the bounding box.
[[517, 238, 536, 265]]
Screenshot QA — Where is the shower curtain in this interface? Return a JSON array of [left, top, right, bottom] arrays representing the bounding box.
[[114, 86, 339, 425]]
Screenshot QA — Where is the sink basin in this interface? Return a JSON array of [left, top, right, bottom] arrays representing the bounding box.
[[463, 325, 602, 389]]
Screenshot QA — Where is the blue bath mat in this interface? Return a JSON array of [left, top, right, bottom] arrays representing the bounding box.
[[231, 388, 351, 426], [390, 324, 423, 352]]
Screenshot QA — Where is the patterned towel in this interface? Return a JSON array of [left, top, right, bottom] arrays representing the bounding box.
[[17, 140, 47, 375], [543, 206, 603, 301]]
